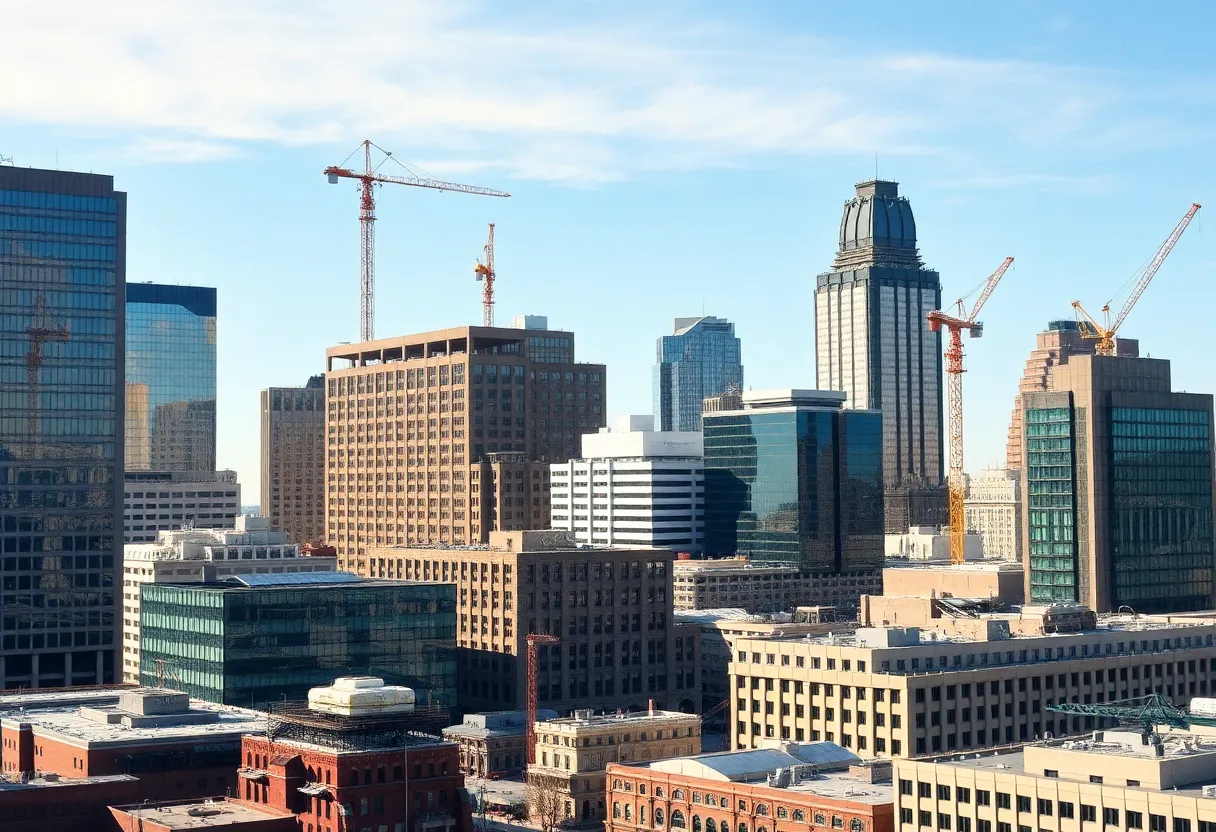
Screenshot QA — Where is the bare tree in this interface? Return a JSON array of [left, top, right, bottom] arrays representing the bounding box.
[[526, 772, 568, 832]]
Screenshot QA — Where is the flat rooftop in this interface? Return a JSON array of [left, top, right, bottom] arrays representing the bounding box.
[[115, 798, 293, 829], [539, 709, 699, 730], [783, 769, 893, 805], [883, 560, 1023, 573], [0, 773, 136, 792]]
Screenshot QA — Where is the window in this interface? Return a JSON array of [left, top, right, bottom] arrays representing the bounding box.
[[902, 810, 914, 826], [1090, 775, 1104, 784], [1082, 806, 1097, 823], [1149, 817, 1166, 832], [1104, 809, 1120, 827], [979, 823, 991, 832], [1174, 820, 1191, 832], [958, 819, 972, 832], [977, 791, 991, 807], [1037, 800, 1052, 817], [900, 780, 914, 796], [1127, 812, 1143, 829], [1058, 803, 1074, 820], [957, 788, 971, 804], [920, 783, 933, 799], [1017, 797, 1031, 813], [938, 786, 952, 801], [672, 811, 686, 829], [920, 813, 933, 828], [997, 794, 1011, 810], [938, 815, 951, 831]]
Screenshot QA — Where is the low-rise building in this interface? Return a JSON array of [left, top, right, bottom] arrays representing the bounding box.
[[673, 557, 881, 613], [879, 561, 1024, 606], [550, 415, 705, 552], [442, 709, 557, 777], [124, 469, 241, 543], [121, 514, 337, 682], [2, 774, 141, 832], [605, 742, 894, 832], [109, 797, 295, 832], [676, 609, 846, 714], [238, 676, 471, 832], [138, 572, 456, 709], [895, 729, 1216, 832], [531, 706, 702, 828], [885, 526, 983, 561], [730, 613, 1216, 758], [0, 686, 262, 803], [963, 469, 1021, 562]]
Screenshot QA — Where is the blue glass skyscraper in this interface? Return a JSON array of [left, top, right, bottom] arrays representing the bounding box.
[[125, 283, 216, 474], [703, 390, 884, 573], [0, 166, 125, 688], [654, 316, 743, 432]]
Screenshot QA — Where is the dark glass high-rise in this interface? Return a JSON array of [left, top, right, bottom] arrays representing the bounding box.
[[125, 283, 216, 474], [0, 167, 126, 688], [654, 316, 743, 432]]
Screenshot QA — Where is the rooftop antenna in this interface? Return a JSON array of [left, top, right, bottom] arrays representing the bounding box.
[[875, 152, 879, 181]]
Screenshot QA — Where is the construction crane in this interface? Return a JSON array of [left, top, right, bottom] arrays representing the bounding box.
[[26, 294, 69, 452], [474, 223, 496, 326], [1047, 694, 1216, 739], [1072, 202, 1201, 356], [324, 140, 511, 342], [926, 256, 1015, 565], [525, 633, 559, 765]]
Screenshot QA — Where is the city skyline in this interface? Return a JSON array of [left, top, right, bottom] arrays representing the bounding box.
[[3, 3, 1214, 499]]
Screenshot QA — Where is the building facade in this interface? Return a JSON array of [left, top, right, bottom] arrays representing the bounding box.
[[895, 732, 1216, 832], [366, 530, 701, 717], [964, 469, 1022, 561], [442, 709, 557, 777], [877, 561, 1024, 607], [123, 468, 240, 542], [120, 514, 337, 682], [550, 415, 705, 551], [324, 322, 607, 570], [885, 526, 983, 561], [1005, 320, 1138, 470], [672, 557, 882, 613], [0, 166, 126, 689], [814, 180, 945, 533], [654, 316, 743, 432], [531, 707, 702, 828], [606, 743, 893, 832], [729, 617, 1216, 758], [138, 572, 456, 709], [704, 389, 885, 578], [1021, 354, 1215, 612], [260, 377, 326, 544], [125, 282, 216, 475]]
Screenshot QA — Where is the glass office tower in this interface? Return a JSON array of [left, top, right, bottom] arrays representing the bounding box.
[[125, 283, 216, 474], [654, 316, 743, 432], [703, 390, 883, 571], [0, 167, 125, 689], [1022, 354, 1215, 613], [139, 574, 457, 709]]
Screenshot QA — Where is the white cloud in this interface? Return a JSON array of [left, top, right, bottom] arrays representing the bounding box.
[[0, 0, 1198, 183]]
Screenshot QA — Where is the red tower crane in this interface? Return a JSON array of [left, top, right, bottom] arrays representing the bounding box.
[[325, 140, 510, 343], [474, 223, 496, 327], [927, 256, 1014, 565], [26, 293, 69, 450], [525, 633, 559, 765]]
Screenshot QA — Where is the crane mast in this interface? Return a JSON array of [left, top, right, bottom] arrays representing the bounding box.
[[1072, 202, 1200, 356], [325, 140, 511, 342], [474, 223, 496, 327], [926, 256, 1014, 565]]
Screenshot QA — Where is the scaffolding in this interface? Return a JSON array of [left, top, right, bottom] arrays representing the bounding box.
[[266, 701, 450, 752]]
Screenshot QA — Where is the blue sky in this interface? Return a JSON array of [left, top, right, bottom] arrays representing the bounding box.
[[4, 0, 1215, 494]]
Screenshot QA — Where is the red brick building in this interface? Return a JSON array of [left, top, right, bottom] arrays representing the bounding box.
[[0, 773, 140, 832], [0, 686, 263, 804], [231, 677, 472, 832], [109, 797, 296, 831], [605, 743, 894, 832]]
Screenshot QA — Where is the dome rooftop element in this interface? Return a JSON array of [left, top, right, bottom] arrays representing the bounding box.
[[833, 180, 923, 271]]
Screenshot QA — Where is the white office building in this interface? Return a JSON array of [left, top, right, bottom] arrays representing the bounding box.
[[550, 415, 704, 551], [123, 469, 241, 543], [963, 468, 1022, 561], [120, 514, 338, 682]]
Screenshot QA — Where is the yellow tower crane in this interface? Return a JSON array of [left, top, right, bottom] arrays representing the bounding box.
[[927, 257, 1015, 565]]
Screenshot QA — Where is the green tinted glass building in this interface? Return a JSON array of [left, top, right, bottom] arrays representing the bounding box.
[[1022, 354, 1215, 613], [139, 573, 456, 709]]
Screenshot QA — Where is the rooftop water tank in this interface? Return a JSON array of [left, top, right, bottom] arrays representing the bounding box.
[[307, 677, 416, 717]]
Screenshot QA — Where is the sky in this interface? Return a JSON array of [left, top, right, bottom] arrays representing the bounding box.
[[4, 0, 1216, 498]]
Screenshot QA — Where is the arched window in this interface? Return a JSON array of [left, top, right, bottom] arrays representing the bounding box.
[[614, 803, 622, 819], [656, 809, 666, 827], [656, 787, 665, 798], [640, 785, 647, 796], [758, 827, 768, 832], [614, 780, 622, 790], [738, 823, 749, 832], [778, 808, 788, 819], [706, 795, 717, 807], [625, 805, 633, 821], [851, 820, 864, 832], [672, 810, 687, 829], [349, 768, 359, 786], [793, 810, 806, 822], [694, 815, 703, 832], [642, 806, 648, 824], [674, 789, 686, 800], [707, 819, 718, 832], [815, 813, 827, 825], [832, 816, 844, 829], [756, 805, 769, 817]]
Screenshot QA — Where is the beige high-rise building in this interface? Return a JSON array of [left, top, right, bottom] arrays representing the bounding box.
[[964, 469, 1021, 561], [896, 730, 1216, 832], [729, 615, 1216, 758], [367, 530, 701, 717], [1005, 321, 1138, 470], [260, 377, 326, 544], [324, 321, 606, 570]]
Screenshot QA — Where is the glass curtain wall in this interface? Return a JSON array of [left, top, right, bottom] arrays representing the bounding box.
[[654, 317, 743, 432], [1026, 406, 1078, 603]]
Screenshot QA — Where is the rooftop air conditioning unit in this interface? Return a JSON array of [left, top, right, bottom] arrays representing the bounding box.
[[1203, 785, 1216, 799]]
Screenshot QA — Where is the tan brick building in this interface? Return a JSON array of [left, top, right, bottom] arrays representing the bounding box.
[[672, 557, 882, 613], [324, 323, 606, 570], [260, 377, 326, 544], [729, 617, 1216, 758], [532, 707, 701, 828], [368, 531, 701, 716], [896, 731, 1216, 832]]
